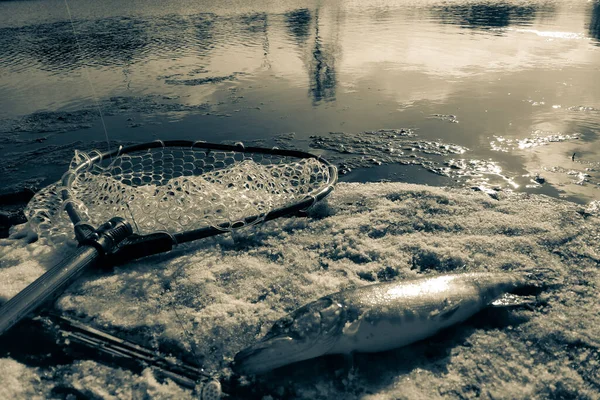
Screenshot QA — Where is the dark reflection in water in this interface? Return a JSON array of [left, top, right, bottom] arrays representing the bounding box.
[[71, 18, 150, 67], [0, 18, 151, 72], [431, 2, 552, 30], [285, 9, 312, 45], [191, 14, 215, 54], [309, 12, 337, 104], [240, 13, 267, 34], [589, 1, 600, 45], [285, 8, 338, 104]]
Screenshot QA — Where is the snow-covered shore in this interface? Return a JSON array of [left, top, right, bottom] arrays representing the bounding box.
[[1, 182, 599, 399]]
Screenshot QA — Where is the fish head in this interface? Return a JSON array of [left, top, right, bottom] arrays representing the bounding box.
[[233, 296, 345, 375]]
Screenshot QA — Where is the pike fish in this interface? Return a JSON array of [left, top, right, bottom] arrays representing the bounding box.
[[234, 272, 534, 374]]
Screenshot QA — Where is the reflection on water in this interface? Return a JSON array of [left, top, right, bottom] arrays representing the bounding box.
[[285, 9, 312, 45], [0, 0, 599, 204], [590, 1, 600, 44], [309, 11, 338, 103], [430, 2, 552, 30], [285, 8, 338, 103]]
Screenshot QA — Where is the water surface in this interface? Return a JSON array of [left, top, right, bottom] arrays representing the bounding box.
[[1, 0, 599, 204]]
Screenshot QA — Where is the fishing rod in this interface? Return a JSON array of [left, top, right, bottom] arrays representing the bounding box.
[[1, 310, 228, 398]]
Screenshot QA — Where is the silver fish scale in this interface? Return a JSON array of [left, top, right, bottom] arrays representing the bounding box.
[[325, 273, 524, 354]]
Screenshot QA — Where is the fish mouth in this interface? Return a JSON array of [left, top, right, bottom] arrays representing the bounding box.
[[233, 335, 318, 375]]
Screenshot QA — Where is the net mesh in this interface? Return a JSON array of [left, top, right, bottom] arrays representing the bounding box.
[[25, 146, 333, 243]]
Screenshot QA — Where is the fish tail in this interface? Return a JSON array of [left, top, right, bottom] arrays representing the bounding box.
[[513, 267, 561, 292], [470, 273, 529, 305], [492, 270, 549, 298]]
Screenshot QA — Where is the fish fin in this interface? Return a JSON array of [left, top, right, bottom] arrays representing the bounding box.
[[430, 300, 462, 321], [341, 317, 362, 336], [491, 293, 537, 308], [438, 303, 461, 320]]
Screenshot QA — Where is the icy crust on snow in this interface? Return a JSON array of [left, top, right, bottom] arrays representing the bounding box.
[[1, 182, 600, 399]]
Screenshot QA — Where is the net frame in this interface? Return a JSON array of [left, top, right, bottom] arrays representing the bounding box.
[[50, 140, 337, 257]]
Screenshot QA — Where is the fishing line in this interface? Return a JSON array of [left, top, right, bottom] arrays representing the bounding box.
[[61, 0, 204, 367], [62, 1, 229, 369], [171, 301, 204, 364], [61, 0, 208, 369], [63, 0, 112, 157]]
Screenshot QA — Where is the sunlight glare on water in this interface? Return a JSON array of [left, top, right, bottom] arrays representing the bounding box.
[[0, 0, 599, 204]]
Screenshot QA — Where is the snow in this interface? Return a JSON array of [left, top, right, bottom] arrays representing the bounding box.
[[1, 182, 599, 399]]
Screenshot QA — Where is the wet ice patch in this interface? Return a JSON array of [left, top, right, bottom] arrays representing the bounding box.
[[567, 106, 600, 112], [435, 158, 518, 191], [309, 129, 467, 176], [308, 129, 525, 194], [525, 99, 545, 107], [490, 131, 579, 152], [428, 114, 459, 123], [543, 167, 597, 187], [488, 129, 600, 202]]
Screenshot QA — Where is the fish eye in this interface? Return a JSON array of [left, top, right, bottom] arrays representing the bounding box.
[[291, 299, 335, 335], [264, 298, 335, 339], [265, 315, 295, 338], [286, 311, 320, 339]]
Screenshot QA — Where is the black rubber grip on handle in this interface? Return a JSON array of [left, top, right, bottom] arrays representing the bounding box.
[[0, 217, 133, 336], [0, 245, 101, 335]]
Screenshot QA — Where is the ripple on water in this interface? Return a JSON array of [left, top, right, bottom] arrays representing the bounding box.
[[0, 13, 267, 74], [164, 73, 244, 86], [0, 95, 211, 135]]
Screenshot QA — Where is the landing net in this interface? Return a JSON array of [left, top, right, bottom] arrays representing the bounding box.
[[24, 143, 335, 244]]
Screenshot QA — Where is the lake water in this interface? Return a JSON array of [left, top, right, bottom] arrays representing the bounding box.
[[1, 0, 599, 204]]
